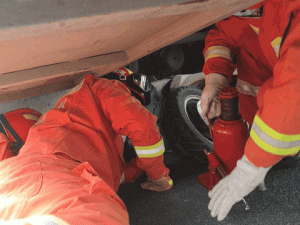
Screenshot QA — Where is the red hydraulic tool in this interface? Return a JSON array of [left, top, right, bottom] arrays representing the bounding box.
[[197, 86, 250, 209]]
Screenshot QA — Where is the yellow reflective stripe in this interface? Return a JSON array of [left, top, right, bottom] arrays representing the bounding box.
[[250, 129, 300, 155], [136, 149, 165, 158], [124, 67, 134, 75], [254, 116, 300, 142], [135, 140, 165, 158], [135, 140, 163, 150], [271, 37, 282, 58], [205, 46, 232, 62], [23, 114, 40, 121], [250, 115, 300, 155], [249, 24, 259, 34], [271, 37, 282, 47]]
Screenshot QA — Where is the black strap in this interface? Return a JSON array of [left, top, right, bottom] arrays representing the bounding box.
[[279, 12, 293, 58], [0, 114, 23, 155]]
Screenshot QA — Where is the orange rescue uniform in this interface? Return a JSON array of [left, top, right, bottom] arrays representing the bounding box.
[[245, 0, 300, 167], [204, 0, 300, 167], [203, 15, 273, 125], [0, 75, 170, 224]]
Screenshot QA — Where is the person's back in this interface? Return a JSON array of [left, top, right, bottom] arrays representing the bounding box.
[[0, 73, 171, 224]]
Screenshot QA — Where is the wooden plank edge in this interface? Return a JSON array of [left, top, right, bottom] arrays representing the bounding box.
[[0, 51, 128, 89]]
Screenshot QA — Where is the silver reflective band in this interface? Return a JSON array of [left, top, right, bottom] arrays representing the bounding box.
[[252, 122, 300, 149], [140, 75, 147, 91], [135, 140, 165, 158]]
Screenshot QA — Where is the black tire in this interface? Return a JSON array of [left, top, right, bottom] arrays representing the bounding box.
[[160, 86, 213, 166]]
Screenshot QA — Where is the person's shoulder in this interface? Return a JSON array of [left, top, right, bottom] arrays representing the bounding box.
[[216, 15, 253, 32]]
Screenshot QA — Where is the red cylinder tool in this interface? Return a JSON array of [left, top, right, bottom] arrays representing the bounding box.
[[212, 86, 249, 175]]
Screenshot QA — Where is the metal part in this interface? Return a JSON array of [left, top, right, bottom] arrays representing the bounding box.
[[160, 46, 185, 72], [204, 149, 250, 210], [258, 181, 267, 191], [208, 87, 250, 211], [213, 87, 248, 174], [206, 115, 213, 140]]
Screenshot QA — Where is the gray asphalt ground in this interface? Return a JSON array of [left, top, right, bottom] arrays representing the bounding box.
[[118, 151, 300, 225]]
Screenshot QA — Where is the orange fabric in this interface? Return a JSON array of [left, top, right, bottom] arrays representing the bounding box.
[[245, 0, 300, 166], [258, 0, 288, 68], [122, 158, 144, 184], [244, 138, 283, 167], [3, 109, 41, 143], [203, 15, 274, 126], [0, 75, 168, 223], [0, 133, 14, 160], [20, 75, 168, 191], [0, 153, 128, 225]]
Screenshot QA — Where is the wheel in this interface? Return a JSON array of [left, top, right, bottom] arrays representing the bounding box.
[[159, 45, 185, 79], [160, 85, 213, 166]]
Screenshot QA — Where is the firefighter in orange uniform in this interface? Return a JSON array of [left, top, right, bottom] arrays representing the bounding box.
[[0, 67, 172, 225], [201, 2, 267, 125], [202, 0, 300, 221]]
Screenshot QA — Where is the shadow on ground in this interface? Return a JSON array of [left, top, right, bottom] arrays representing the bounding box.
[[118, 152, 300, 225]]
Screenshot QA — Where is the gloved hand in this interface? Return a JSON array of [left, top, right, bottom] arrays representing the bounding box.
[[141, 174, 173, 192], [208, 155, 272, 221], [201, 73, 229, 119]]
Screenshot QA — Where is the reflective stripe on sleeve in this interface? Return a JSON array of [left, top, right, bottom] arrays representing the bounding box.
[[249, 24, 259, 35], [271, 37, 282, 58], [250, 115, 300, 155], [134, 140, 165, 158], [204, 46, 232, 62]]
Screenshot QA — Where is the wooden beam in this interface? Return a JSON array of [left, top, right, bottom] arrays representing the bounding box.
[[0, 0, 263, 103], [0, 72, 87, 103], [92, 0, 263, 76], [0, 51, 127, 94]]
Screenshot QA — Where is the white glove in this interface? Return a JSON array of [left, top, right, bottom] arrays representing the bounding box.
[[208, 155, 272, 221], [200, 73, 229, 119]]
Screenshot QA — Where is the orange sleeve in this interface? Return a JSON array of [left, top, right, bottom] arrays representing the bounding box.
[[245, 5, 300, 167], [95, 79, 168, 180], [202, 16, 244, 80]]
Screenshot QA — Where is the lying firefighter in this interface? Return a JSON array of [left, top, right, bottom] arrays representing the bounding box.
[[0, 67, 173, 225], [201, 0, 300, 221]]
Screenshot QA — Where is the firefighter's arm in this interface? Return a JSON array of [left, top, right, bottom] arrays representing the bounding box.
[[208, 7, 300, 221], [201, 16, 244, 118], [203, 16, 240, 81], [0, 133, 14, 161], [96, 79, 169, 181], [245, 10, 300, 167]]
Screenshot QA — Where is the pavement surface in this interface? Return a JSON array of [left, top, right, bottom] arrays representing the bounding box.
[[118, 151, 300, 225]]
